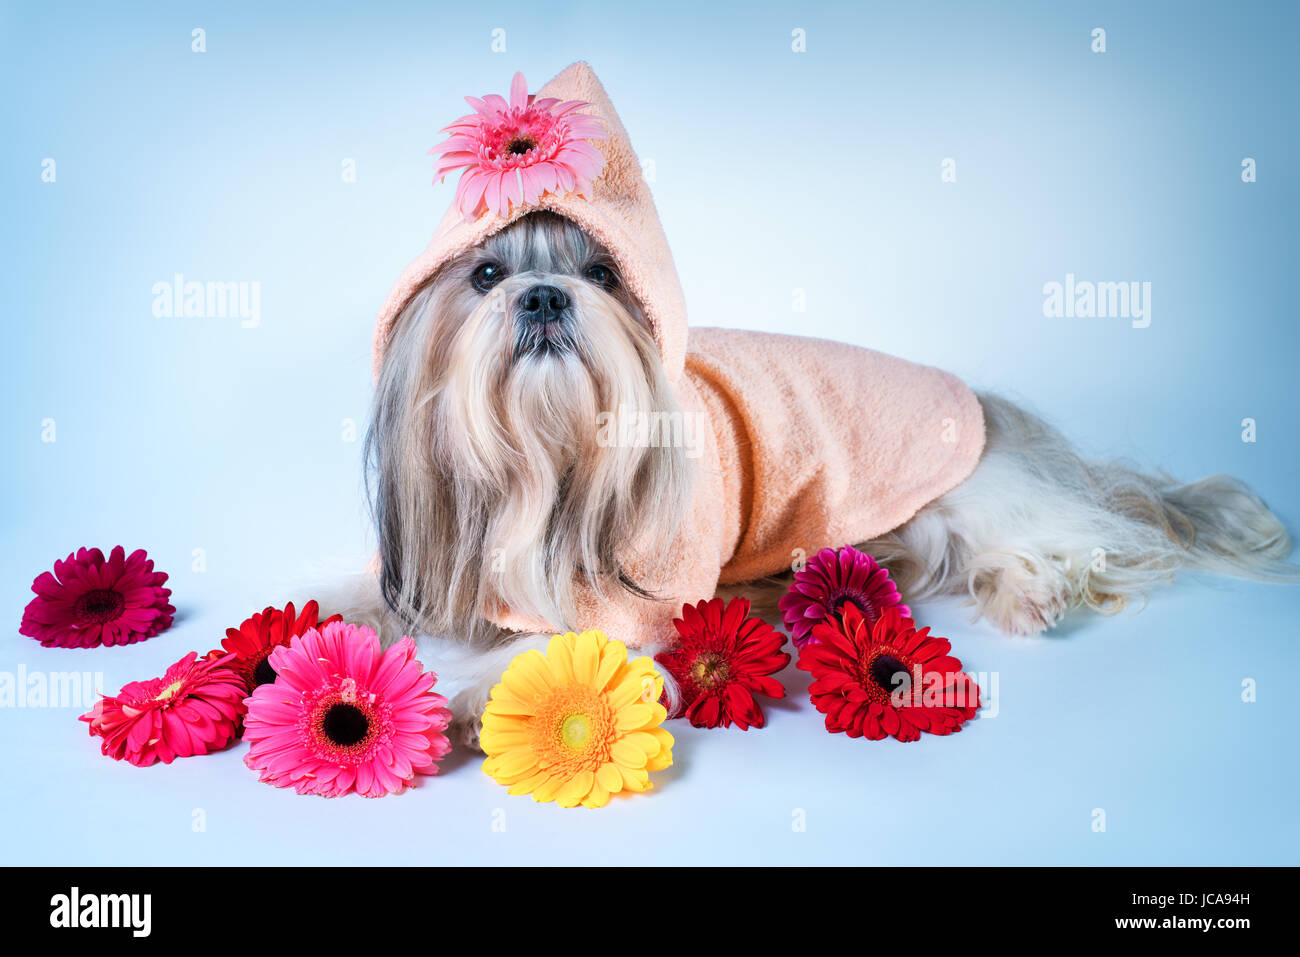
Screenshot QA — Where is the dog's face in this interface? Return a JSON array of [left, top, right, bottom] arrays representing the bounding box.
[[460, 212, 645, 361], [368, 212, 689, 637]]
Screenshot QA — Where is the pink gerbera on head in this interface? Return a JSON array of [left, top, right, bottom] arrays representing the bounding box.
[[429, 71, 607, 220], [778, 545, 910, 649], [242, 621, 453, 798], [80, 652, 247, 766], [20, 546, 174, 649]]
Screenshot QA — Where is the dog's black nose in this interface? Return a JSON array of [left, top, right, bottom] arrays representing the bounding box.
[[519, 284, 569, 323]]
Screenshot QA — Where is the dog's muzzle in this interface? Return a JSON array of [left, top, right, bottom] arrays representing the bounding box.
[[515, 283, 575, 355]]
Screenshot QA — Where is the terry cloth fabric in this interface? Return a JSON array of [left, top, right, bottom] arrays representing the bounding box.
[[374, 61, 985, 648]]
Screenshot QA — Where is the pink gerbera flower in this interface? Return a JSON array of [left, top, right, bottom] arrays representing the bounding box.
[[20, 546, 174, 648], [80, 652, 247, 766], [243, 621, 453, 798], [778, 545, 910, 648], [429, 71, 607, 220]]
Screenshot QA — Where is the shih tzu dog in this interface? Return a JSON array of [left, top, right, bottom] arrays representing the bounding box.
[[352, 64, 1292, 746], [368, 211, 686, 652]]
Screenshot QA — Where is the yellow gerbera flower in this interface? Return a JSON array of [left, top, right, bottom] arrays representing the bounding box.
[[480, 629, 674, 808]]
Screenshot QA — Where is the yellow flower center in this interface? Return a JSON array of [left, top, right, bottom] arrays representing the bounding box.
[[530, 685, 614, 773], [560, 713, 591, 749], [156, 680, 184, 701], [690, 652, 730, 688]]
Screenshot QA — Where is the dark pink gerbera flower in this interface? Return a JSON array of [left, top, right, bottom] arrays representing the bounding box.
[[80, 652, 247, 766], [429, 71, 607, 220], [778, 545, 910, 648], [20, 546, 174, 648]]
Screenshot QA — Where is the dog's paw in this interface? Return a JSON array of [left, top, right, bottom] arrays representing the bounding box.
[[968, 552, 1070, 636], [447, 680, 495, 753], [420, 629, 552, 754], [452, 712, 484, 752]]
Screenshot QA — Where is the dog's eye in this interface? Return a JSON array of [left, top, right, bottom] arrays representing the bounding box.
[[585, 264, 617, 289], [471, 263, 505, 293]]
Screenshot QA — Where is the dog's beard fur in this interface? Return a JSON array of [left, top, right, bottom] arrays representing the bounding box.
[[367, 212, 690, 642]]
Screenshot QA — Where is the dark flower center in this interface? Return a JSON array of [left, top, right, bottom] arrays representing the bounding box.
[[252, 656, 278, 688], [507, 136, 537, 155], [869, 653, 909, 694], [73, 588, 125, 624], [833, 592, 878, 621], [690, 652, 730, 689], [321, 703, 370, 747]]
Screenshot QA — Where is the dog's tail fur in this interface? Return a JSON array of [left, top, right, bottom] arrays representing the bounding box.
[[860, 394, 1295, 631], [1087, 465, 1296, 587]]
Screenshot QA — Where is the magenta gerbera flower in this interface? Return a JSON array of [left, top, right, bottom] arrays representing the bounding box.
[[429, 71, 607, 220], [778, 545, 910, 648], [242, 621, 453, 798], [80, 652, 247, 766], [20, 546, 174, 648]]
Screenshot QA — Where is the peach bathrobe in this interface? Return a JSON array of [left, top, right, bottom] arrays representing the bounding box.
[[374, 63, 985, 648]]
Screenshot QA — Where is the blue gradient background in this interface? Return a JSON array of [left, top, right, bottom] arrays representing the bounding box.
[[2, 1, 1297, 864]]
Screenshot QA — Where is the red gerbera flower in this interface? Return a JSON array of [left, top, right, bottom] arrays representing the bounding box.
[[798, 604, 980, 742], [779, 545, 909, 648], [20, 546, 174, 648], [209, 600, 342, 694], [655, 597, 791, 730], [80, 652, 247, 766]]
